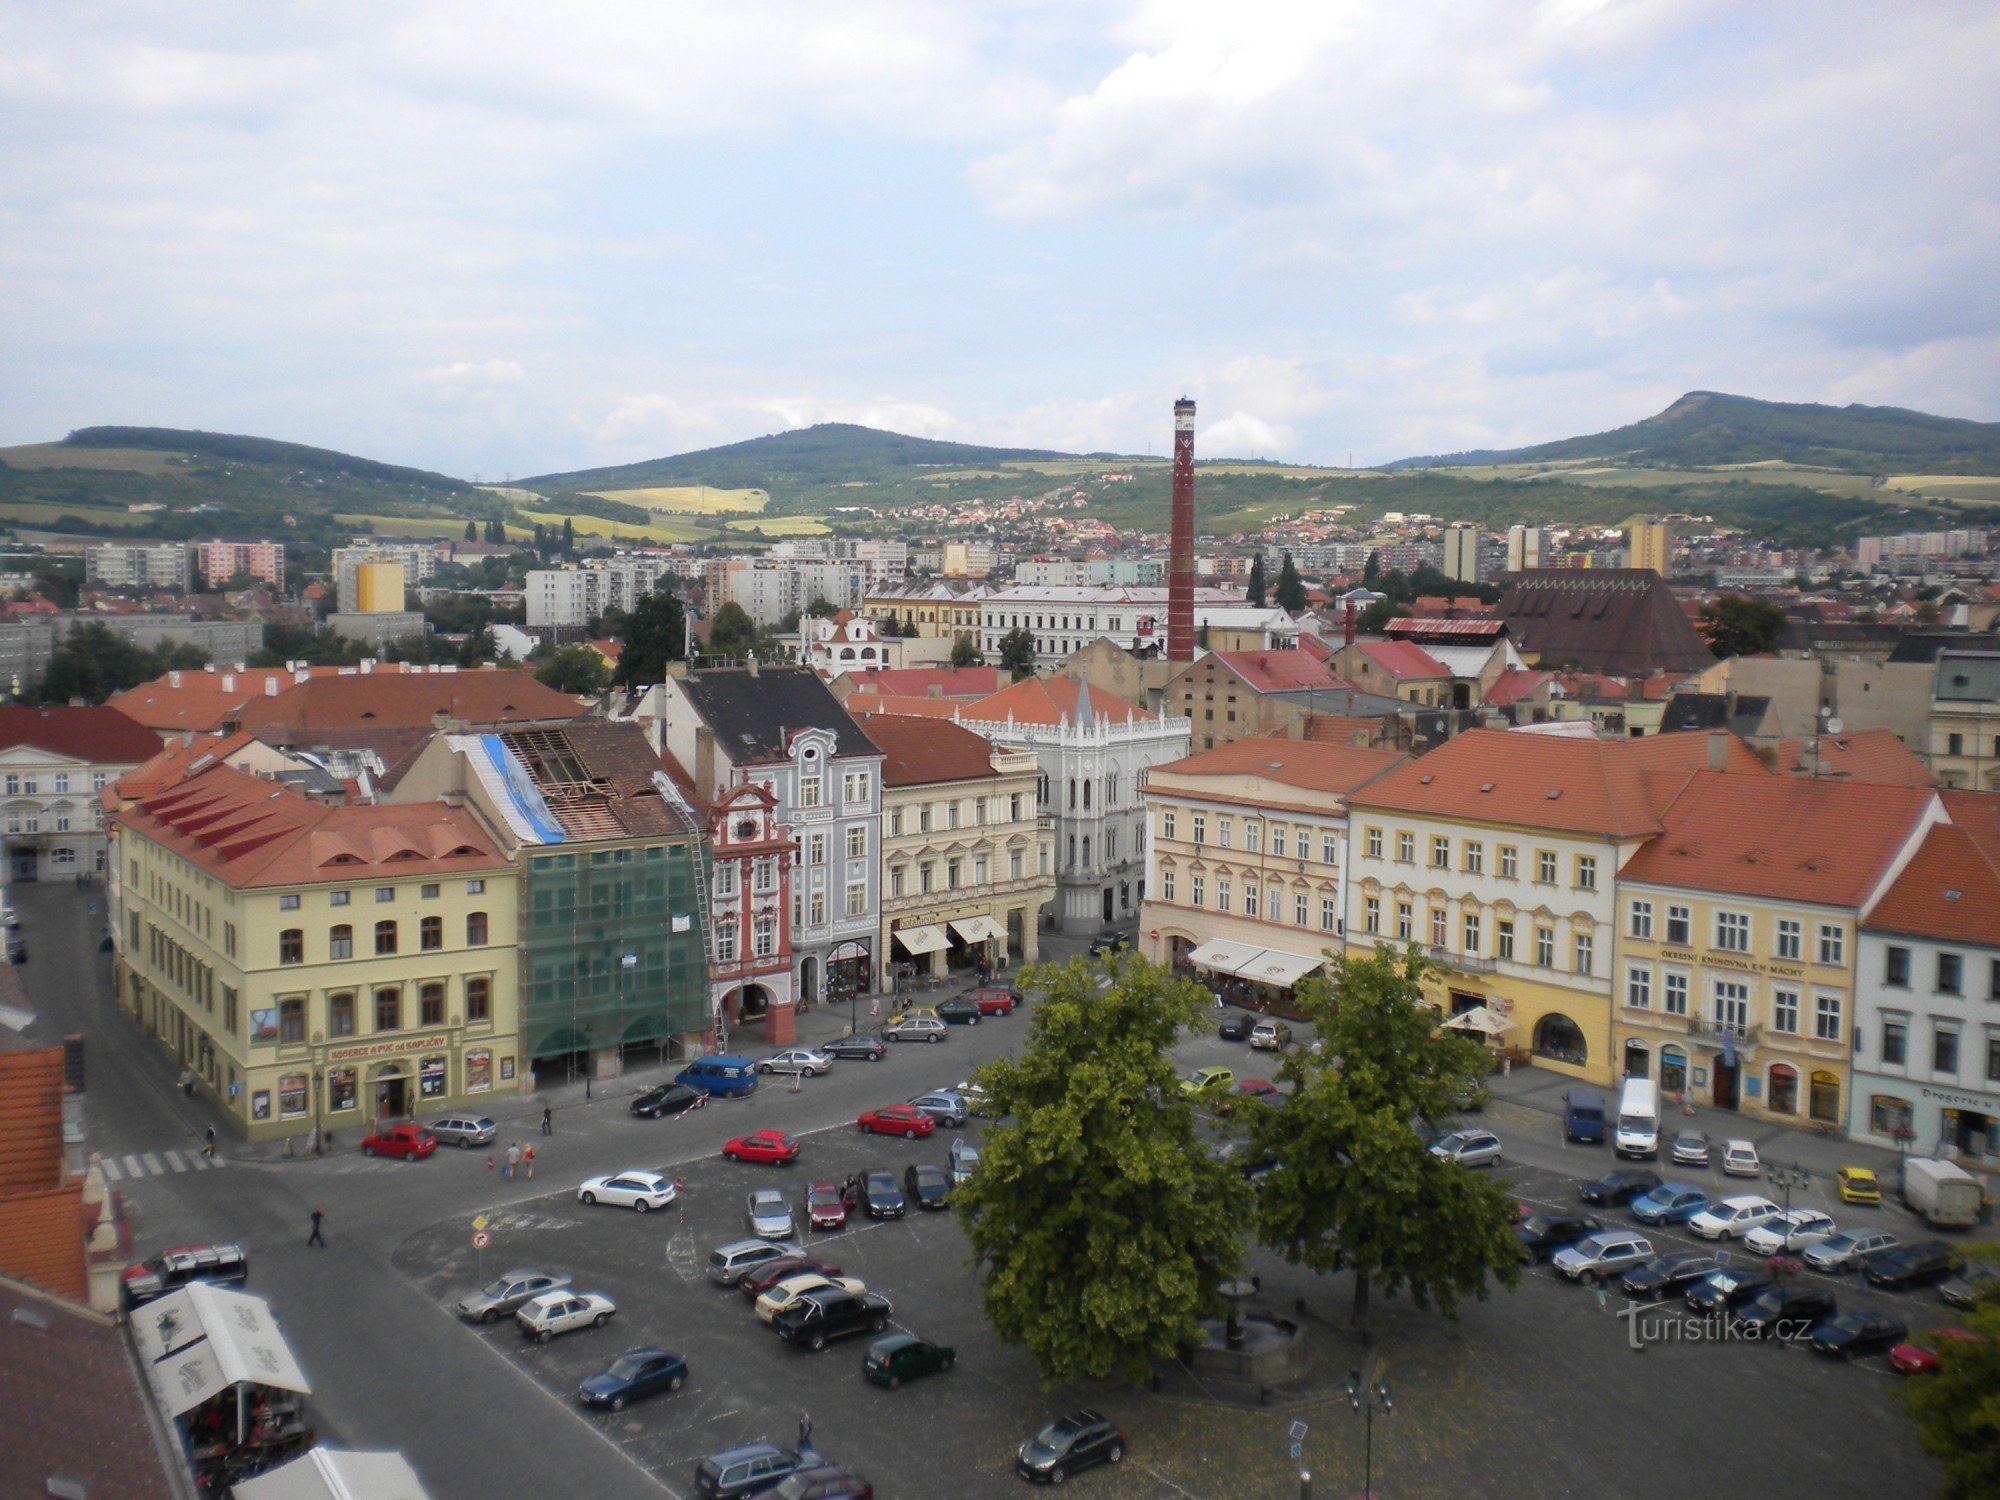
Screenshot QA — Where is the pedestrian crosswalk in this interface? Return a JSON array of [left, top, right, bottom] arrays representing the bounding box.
[[99, 1149, 227, 1182]]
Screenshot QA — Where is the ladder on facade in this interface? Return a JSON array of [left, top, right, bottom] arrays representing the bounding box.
[[652, 771, 722, 1051]]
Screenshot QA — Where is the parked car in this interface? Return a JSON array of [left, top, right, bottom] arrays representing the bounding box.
[[1429, 1129, 1502, 1168], [1804, 1229, 1901, 1274], [361, 1123, 437, 1160], [121, 1243, 249, 1309], [771, 1464, 875, 1500], [845, 1169, 907, 1220], [771, 1288, 894, 1350], [805, 1181, 849, 1232], [1939, 1260, 1997, 1310], [427, 1114, 498, 1148], [758, 1048, 835, 1078], [630, 1083, 706, 1120], [677, 1056, 759, 1098], [1670, 1129, 1711, 1168], [1181, 1066, 1235, 1098], [1578, 1168, 1661, 1207], [457, 1269, 572, 1324], [1086, 930, 1129, 956], [1737, 1285, 1837, 1339], [1215, 1078, 1283, 1117], [859, 1104, 936, 1139], [1687, 1195, 1783, 1241], [1017, 1411, 1125, 1484], [863, 1332, 956, 1388], [1249, 1018, 1293, 1051], [757, 1273, 868, 1324], [1630, 1183, 1710, 1226], [907, 1091, 970, 1128], [1888, 1327, 1981, 1375], [824, 1034, 887, 1062], [1619, 1250, 1725, 1302], [1218, 1011, 1256, 1042], [1865, 1241, 1961, 1291], [1721, 1139, 1762, 1177], [739, 1255, 844, 1299], [693, 1442, 802, 1500], [706, 1239, 802, 1287], [953, 1080, 997, 1116], [1515, 1213, 1603, 1263], [885, 1015, 948, 1044], [904, 1162, 950, 1210], [948, 1136, 981, 1184], [724, 1129, 802, 1165], [1743, 1208, 1838, 1256], [578, 1170, 678, 1212], [934, 998, 984, 1026], [961, 985, 1022, 1016], [1835, 1166, 1882, 1205], [579, 1346, 687, 1411], [517, 1289, 616, 1343], [1810, 1308, 1909, 1361], [1683, 1266, 1775, 1313], [1552, 1230, 1655, 1285], [746, 1187, 797, 1240]]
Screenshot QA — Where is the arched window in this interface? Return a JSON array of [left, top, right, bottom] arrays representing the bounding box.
[[279, 929, 303, 964], [1068, 779, 1076, 810], [420, 915, 443, 951], [375, 920, 398, 955], [328, 924, 353, 960], [329, 992, 355, 1037], [1083, 780, 1092, 809], [466, 977, 491, 1022], [375, 987, 401, 1032], [466, 912, 489, 946], [278, 998, 305, 1043]]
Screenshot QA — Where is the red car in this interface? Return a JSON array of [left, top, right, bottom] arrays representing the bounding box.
[[806, 1180, 849, 1231], [1214, 1078, 1282, 1117], [1889, 1326, 1980, 1374], [960, 986, 1020, 1016], [738, 1253, 844, 1299], [858, 1104, 936, 1140], [361, 1123, 437, 1160], [723, 1129, 801, 1165]]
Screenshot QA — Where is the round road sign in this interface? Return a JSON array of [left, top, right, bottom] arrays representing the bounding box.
[[471, 1230, 490, 1249]]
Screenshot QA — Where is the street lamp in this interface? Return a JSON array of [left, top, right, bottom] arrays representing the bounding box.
[[1345, 1368, 1392, 1500], [1767, 1160, 1811, 1218]]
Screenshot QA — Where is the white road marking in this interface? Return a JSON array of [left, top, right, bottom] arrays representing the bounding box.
[[141, 1153, 164, 1175], [165, 1151, 188, 1172], [124, 1154, 146, 1177], [100, 1157, 123, 1182]]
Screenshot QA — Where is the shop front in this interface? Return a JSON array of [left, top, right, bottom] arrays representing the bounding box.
[[1183, 937, 1326, 1019], [1850, 1076, 1999, 1160], [247, 1033, 509, 1147]]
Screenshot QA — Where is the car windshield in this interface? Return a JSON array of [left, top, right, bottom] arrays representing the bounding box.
[[480, 1277, 520, 1297], [1821, 1234, 1858, 1252]]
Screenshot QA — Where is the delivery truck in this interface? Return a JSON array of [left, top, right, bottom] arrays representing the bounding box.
[[1901, 1157, 1982, 1230]]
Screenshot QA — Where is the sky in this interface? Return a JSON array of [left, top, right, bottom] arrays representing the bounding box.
[[3, 1, 1997, 478]]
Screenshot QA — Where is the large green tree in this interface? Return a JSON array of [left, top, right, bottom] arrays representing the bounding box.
[[1904, 1266, 2000, 1499], [536, 644, 610, 695], [954, 956, 1250, 1386], [1246, 947, 1523, 1328], [706, 601, 757, 662], [1245, 555, 1268, 607], [1696, 593, 1787, 658], [37, 623, 207, 704], [997, 626, 1036, 680], [1274, 552, 1307, 612], [949, 634, 983, 667], [613, 588, 688, 687]]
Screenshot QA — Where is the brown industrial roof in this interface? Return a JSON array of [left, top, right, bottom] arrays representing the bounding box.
[[1494, 569, 1715, 676]]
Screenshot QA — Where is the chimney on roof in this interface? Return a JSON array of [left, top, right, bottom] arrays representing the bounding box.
[[220, 673, 235, 693], [1343, 601, 1356, 648], [695, 723, 716, 804], [360, 658, 375, 674], [169, 670, 183, 688], [265, 676, 281, 696], [747, 652, 759, 677], [1706, 731, 1729, 772]]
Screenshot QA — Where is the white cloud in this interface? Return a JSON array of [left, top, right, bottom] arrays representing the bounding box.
[[427, 359, 526, 386]]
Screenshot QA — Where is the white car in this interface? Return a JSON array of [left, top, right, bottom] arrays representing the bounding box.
[[515, 1289, 617, 1343], [1720, 1139, 1762, 1178], [1743, 1208, 1838, 1256], [755, 1272, 866, 1324], [757, 1048, 834, 1078], [578, 1170, 678, 1213], [1687, 1195, 1783, 1241]]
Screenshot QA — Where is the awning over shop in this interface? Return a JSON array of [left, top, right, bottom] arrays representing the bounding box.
[[1235, 948, 1324, 988], [132, 1283, 311, 1418], [234, 1449, 432, 1500], [894, 924, 949, 955], [1442, 1005, 1513, 1037], [1185, 938, 1265, 976], [950, 915, 1007, 945]]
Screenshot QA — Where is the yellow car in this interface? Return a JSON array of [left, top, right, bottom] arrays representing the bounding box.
[[1181, 1066, 1235, 1098], [1835, 1167, 1881, 1205], [891, 1005, 940, 1023]]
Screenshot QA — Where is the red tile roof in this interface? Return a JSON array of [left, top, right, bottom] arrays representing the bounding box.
[[1621, 772, 1937, 907], [107, 667, 301, 734], [0, 705, 162, 764], [111, 730, 264, 802], [841, 665, 1002, 699], [0, 1047, 84, 1303], [1350, 728, 1771, 838], [1151, 736, 1407, 795], [969, 676, 1152, 726], [845, 694, 968, 720], [1483, 669, 1556, 708], [1771, 728, 1934, 787], [1206, 650, 1354, 694], [1383, 617, 1506, 641], [862, 715, 1000, 787], [237, 665, 583, 736], [1866, 823, 2000, 946], [1350, 639, 1449, 679], [1941, 789, 2000, 870]]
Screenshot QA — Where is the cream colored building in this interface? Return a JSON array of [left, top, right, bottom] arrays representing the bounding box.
[[1627, 518, 1670, 575]]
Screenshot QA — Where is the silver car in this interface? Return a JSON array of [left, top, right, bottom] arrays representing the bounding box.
[[908, 1090, 969, 1128], [1429, 1129, 1502, 1168], [886, 1016, 948, 1044], [757, 1047, 834, 1078], [746, 1187, 796, 1240], [428, 1114, 498, 1149], [1553, 1232, 1655, 1285], [948, 1136, 981, 1185], [456, 1268, 572, 1324], [1803, 1229, 1900, 1274]]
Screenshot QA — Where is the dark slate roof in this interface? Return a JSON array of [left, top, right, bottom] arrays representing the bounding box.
[[677, 667, 879, 763], [1888, 631, 1993, 664], [1493, 570, 1714, 676], [1658, 692, 1774, 739]]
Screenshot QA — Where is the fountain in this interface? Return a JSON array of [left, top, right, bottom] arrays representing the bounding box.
[[1186, 1274, 1308, 1382]]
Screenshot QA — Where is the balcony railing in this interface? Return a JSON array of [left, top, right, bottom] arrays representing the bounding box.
[[1417, 944, 1498, 975], [1692, 1018, 1762, 1050]]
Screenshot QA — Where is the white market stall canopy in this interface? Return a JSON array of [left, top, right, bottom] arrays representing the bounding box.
[[132, 1282, 311, 1418], [1442, 1005, 1514, 1037], [949, 914, 1008, 944], [234, 1448, 432, 1500], [1185, 938, 1265, 975], [894, 924, 948, 955], [1235, 948, 1325, 987]]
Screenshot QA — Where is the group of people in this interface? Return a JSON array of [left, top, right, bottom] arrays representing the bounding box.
[[501, 1141, 536, 1179]]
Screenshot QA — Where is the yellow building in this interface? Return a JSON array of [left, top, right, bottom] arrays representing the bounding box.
[[1612, 771, 1939, 1126], [355, 559, 406, 613], [108, 761, 521, 1142], [1626, 517, 1670, 576], [863, 581, 989, 639]]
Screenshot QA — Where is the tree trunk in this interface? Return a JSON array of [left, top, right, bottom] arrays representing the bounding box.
[[1351, 1271, 1371, 1327]]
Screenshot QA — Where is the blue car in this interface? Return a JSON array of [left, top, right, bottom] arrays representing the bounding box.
[[578, 1346, 687, 1411], [1630, 1182, 1709, 1226]]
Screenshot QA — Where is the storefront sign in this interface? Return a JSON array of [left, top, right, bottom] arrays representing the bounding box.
[[1920, 1085, 1995, 1110], [328, 1034, 448, 1062], [1657, 946, 1806, 982]]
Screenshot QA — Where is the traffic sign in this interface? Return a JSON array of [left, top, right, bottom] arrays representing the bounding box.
[[471, 1230, 490, 1249], [1289, 1421, 1309, 1441], [1290, 1443, 1301, 1459], [473, 1215, 488, 1230]]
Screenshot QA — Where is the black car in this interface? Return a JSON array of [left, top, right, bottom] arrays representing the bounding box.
[[772, 1288, 893, 1350], [1218, 1011, 1255, 1042], [844, 1170, 906, 1220], [1086, 930, 1129, 957], [1684, 1267, 1774, 1314], [630, 1083, 705, 1120], [934, 998, 982, 1026], [1865, 1240, 1960, 1290], [1737, 1285, 1836, 1340], [1619, 1251, 1725, 1302], [1515, 1213, 1603, 1263], [1017, 1411, 1125, 1484], [1577, 1168, 1662, 1206], [824, 1034, 887, 1062], [904, 1163, 950, 1210], [578, 1346, 688, 1411], [772, 1465, 874, 1500], [1939, 1261, 1996, 1310], [1810, 1308, 1908, 1360]]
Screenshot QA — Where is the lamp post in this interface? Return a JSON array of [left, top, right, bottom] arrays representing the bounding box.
[[1767, 1160, 1810, 1219], [1345, 1368, 1392, 1500]]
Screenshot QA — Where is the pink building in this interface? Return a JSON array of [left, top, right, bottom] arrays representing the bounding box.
[[196, 539, 286, 590]]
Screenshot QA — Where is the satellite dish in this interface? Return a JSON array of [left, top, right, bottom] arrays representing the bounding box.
[[1825, 718, 1843, 735]]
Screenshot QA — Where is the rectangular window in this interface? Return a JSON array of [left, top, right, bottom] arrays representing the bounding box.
[[280, 894, 301, 911], [420, 983, 445, 1028], [1715, 911, 1750, 953], [1664, 971, 1689, 1016], [1987, 1036, 2000, 1082], [375, 988, 400, 1032], [1776, 919, 1802, 961], [467, 879, 485, 894], [376, 887, 394, 903], [716, 924, 739, 964], [1162, 810, 1177, 842], [1295, 893, 1308, 926], [1430, 908, 1447, 946], [279, 999, 305, 1044], [1463, 912, 1481, 953], [330, 889, 351, 907], [328, 925, 353, 960], [889, 808, 905, 837], [1191, 815, 1206, 845], [467, 977, 491, 1022], [846, 883, 866, 917], [1463, 841, 1483, 875], [1321, 897, 1336, 932], [1242, 884, 1258, 916], [1364, 895, 1380, 933], [809, 891, 825, 925], [948, 859, 962, 890], [1536, 927, 1554, 967], [1217, 819, 1232, 849], [329, 992, 355, 1037], [798, 777, 822, 809], [1396, 831, 1415, 863], [1499, 846, 1517, 880], [1009, 849, 1023, 880], [843, 771, 868, 804], [1938, 952, 1963, 994], [279, 929, 303, 964], [1574, 932, 1594, 975], [1629, 900, 1653, 940], [1497, 920, 1514, 960], [1321, 834, 1338, 865], [1666, 905, 1691, 945], [1882, 1017, 1907, 1066], [1772, 988, 1799, 1034], [1266, 889, 1281, 922], [809, 833, 826, 867], [1817, 924, 1845, 966], [1814, 993, 1841, 1042], [1575, 855, 1597, 891], [375, 920, 397, 955], [420, 883, 439, 899], [1272, 827, 1287, 859], [889, 865, 905, 897], [1396, 902, 1413, 941], [1217, 879, 1232, 911], [1536, 850, 1557, 884], [1430, 836, 1450, 869], [1626, 965, 1651, 1009], [1161, 871, 1177, 902], [1885, 946, 1910, 985], [1191, 876, 1205, 908], [846, 826, 866, 860], [421, 915, 443, 951], [1245, 822, 1261, 853], [1933, 1026, 1959, 1074], [467, 911, 488, 946]]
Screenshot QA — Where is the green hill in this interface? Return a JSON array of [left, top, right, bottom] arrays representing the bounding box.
[[1392, 391, 2000, 474]]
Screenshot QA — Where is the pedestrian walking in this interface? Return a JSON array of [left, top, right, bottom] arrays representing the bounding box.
[[522, 1144, 535, 1180], [797, 1408, 812, 1449], [203, 1126, 216, 1160], [307, 1208, 324, 1248], [541, 1102, 553, 1136], [505, 1142, 521, 1180], [179, 1067, 195, 1097]]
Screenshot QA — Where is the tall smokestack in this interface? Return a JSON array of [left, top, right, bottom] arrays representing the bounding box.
[[1167, 397, 1196, 662]]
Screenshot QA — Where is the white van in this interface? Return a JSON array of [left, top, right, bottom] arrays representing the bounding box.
[[1613, 1078, 1659, 1159]]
